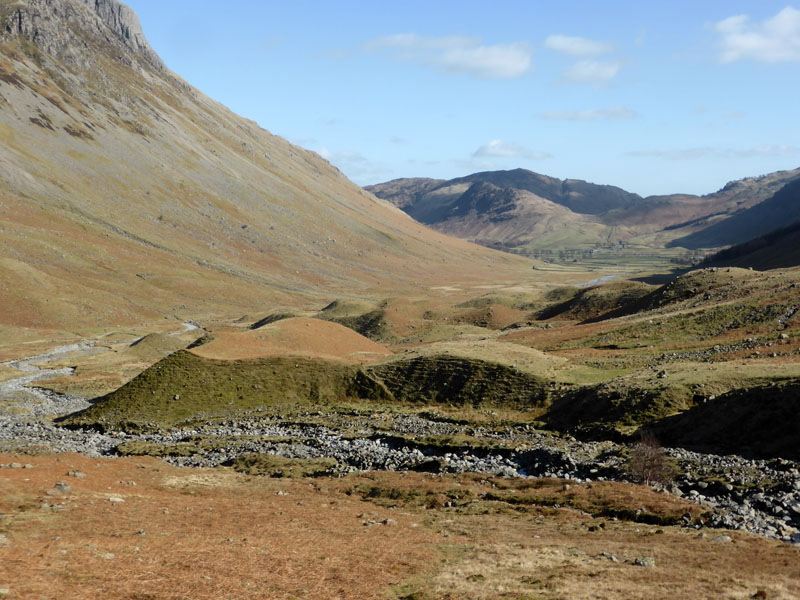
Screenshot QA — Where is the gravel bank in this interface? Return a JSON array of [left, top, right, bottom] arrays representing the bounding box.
[[0, 342, 798, 545]]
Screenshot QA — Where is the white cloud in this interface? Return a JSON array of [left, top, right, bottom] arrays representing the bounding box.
[[715, 6, 800, 63], [539, 107, 638, 121], [473, 140, 551, 160], [368, 33, 532, 79], [544, 34, 614, 57], [627, 145, 800, 160], [561, 60, 622, 85]]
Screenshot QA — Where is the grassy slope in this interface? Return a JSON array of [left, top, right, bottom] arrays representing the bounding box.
[[0, 19, 534, 339], [53, 264, 800, 459]]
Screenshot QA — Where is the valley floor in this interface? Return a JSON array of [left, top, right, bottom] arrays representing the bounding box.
[[1, 451, 799, 600], [3, 264, 800, 598]]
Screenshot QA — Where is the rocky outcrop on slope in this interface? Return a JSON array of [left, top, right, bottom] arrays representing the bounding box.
[[1, 0, 164, 70]]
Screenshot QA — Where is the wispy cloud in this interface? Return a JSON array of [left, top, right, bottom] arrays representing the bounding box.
[[726, 144, 800, 158], [715, 6, 800, 63], [539, 107, 638, 121], [473, 140, 551, 160], [368, 33, 532, 79], [627, 145, 800, 160], [544, 34, 614, 57], [316, 147, 392, 183], [626, 148, 716, 160], [561, 60, 622, 85]]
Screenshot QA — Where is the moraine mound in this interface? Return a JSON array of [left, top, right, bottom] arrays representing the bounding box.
[[190, 317, 393, 363], [57, 350, 390, 432]]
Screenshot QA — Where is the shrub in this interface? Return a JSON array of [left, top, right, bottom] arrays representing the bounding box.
[[625, 434, 679, 486]]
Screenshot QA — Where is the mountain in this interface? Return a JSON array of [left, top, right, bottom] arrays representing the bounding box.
[[366, 168, 800, 254], [704, 217, 800, 270], [0, 0, 530, 335], [670, 177, 800, 250], [366, 168, 642, 222]]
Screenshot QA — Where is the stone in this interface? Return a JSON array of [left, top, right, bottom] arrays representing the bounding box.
[[634, 556, 656, 567], [108, 497, 125, 504], [382, 518, 397, 527], [710, 535, 732, 543], [46, 482, 72, 496], [68, 470, 87, 478]]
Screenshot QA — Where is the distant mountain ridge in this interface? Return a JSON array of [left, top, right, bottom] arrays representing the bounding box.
[[366, 167, 800, 255]]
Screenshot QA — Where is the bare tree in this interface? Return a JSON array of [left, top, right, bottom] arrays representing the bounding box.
[[625, 434, 678, 486]]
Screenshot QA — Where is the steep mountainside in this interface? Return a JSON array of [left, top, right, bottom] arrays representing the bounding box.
[[367, 168, 800, 254], [0, 0, 531, 335], [671, 177, 800, 250], [705, 219, 800, 270]]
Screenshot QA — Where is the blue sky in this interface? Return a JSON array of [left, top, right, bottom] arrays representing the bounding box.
[[127, 1, 800, 196]]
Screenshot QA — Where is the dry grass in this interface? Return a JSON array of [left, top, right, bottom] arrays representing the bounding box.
[[190, 318, 393, 363], [0, 453, 436, 600], [1, 455, 799, 600]]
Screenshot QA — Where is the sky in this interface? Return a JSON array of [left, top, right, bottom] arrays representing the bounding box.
[[126, 1, 800, 196]]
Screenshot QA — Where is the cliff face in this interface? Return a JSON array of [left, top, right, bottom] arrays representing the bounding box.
[[1, 0, 164, 70]]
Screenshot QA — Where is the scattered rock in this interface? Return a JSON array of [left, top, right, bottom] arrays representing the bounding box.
[[382, 518, 397, 527], [46, 482, 72, 497], [634, 556, 656, 567], [596, 552, 619, 562], [68, 470, 87, 478]]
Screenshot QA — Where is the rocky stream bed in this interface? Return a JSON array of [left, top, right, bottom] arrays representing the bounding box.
[[1, 401, 799, 545], [1, 341, 799, 545]]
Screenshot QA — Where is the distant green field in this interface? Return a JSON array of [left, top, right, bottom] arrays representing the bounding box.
[[521, 246, 698, 274]]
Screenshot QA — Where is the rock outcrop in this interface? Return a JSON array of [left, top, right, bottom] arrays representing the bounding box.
[[1, 0, 164, 70]]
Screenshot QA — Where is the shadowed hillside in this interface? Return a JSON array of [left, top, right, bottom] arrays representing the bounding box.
[[705, 220, 800, 270], [672, 178, 800, 250]]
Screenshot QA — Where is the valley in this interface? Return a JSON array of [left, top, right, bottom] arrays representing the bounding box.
[[0, 0, 799, 598]]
